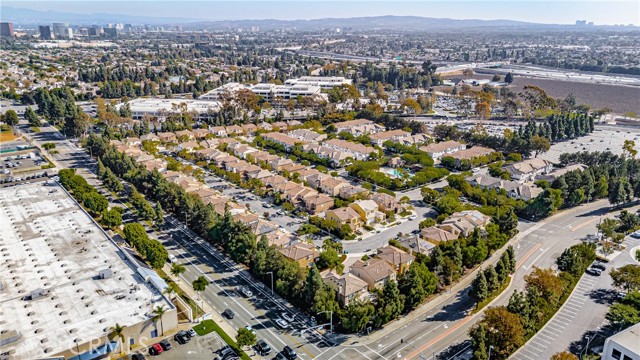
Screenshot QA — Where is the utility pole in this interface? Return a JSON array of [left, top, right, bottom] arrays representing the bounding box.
[[318, 311, 333, 334], [488, 345, 494, 360]]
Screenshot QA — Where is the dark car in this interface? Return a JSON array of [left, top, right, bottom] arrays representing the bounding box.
[[174, 330, 190, 344], [586, 267, 602, 276], [222, 308, 235, 319], [591, 262, 607, 271], [219, 346, 237, 359], [282, 345, 298, 359], [131, 353, 147, 360], [256, 339, 272, 356], [158, 339, 172, 351], [272, 352, 287, 360]]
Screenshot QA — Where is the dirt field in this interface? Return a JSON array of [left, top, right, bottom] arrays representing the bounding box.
[[510, 77, 640, 114]]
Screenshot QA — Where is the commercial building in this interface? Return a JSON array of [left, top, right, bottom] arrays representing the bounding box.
[[119, 98, 221, 121], [199, 82, 321, 101], [52, 23, 70, 39], [103, 27, 118, 39], [602, 323, 640, 360], [0, 183, 177, 360], [39, 25, 53, 40], [284, 76, 352, 89], [0, 22, 14, 37]]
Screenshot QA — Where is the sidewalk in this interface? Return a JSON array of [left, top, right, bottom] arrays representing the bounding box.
[[163, 264, 238, 340]]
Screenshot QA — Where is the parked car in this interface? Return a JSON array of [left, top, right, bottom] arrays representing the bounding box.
[[219, 346, 237, 359], [256, 339, 273, 356], [272, 352, 287, 360], [148, 343, 163, 355], [158, 339, 172, 351], [586, 267, 602, 276], [187, 329, 197, 338], [245, 325, 256, 334], [282, 345, 298, 359], [132, 353, 147, 360], [222, 308, 235, 319], [591, 262, 607, 271], [409, 214, 417, 220], [630, 231, 640, 239], [174, 330, 190, 344]]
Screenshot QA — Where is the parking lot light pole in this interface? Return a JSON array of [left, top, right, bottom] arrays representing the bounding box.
[[318, 311, 333, 334], [266, 271, 274, 295], [488, 345, 494, 360]]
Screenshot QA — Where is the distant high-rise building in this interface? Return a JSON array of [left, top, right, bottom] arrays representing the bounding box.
[[124, 24, 133, 32], [66, 28, 73, 39], [39, 25, 52, 40], [52, 22, 69, 38], [175, 25, 183, 31], [103, 27, 118, 38], [576, 20, 587, 26], [0, 22, 14, 37]]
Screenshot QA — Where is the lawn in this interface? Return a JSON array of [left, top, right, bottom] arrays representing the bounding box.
[[0, 131, 17, 142]]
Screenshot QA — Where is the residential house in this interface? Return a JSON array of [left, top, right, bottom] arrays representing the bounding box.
[[270, 157, 294, 171], [395, 134, 430, 147], [123, 137, 141, 147], [210, 126, 227, 137], [509, 184, 544, 201], [279, 242, 319, 268], [241, 123, 257, 135], [445, 146, 495, 167], [192, 128, 211, 139], [440, 210, 491, 237], [339, 185, 369, 200], [332, 119, 385, 136], [421, 226, 459, 243], [177, 140, 199, 152], [376, 245, 415, 273], [324, 139, 375, 161], [272, 121, 289, 131], [318, 177, 349, 197], [349, 258, 397, 290], [139, 158, 167, 172], [279, 162, 306, 174], [261, 132, 303, 151], [288, 129, 326, 143], [397, 235, 436, 255], [303, 194, 334, 215], [140, 133, 160, 142], [368, 129, 411, 147], [225, 125, 244, 136], [157, 132, 177, 143], [419, 140, 466, 160], [262, 174, 288, 188], [232, 144, 258, 159], [257, 122, 273, 131], [325, 207, 362, 231], [175, 130, 195, 140], [503, 158, 553, 182], [322, 270, 370, 306], [370, 192, 401, 213], [349, 199, 384, 225]]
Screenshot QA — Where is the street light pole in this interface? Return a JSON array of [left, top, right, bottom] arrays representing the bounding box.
[[266, 271, 274, 295], [488, 345, 494, 360]]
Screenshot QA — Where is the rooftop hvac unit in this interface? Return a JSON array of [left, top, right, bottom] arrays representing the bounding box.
[[98, 269, 113, 279], [30, 288, 46, 300]]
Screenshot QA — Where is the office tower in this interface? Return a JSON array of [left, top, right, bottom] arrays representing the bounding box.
[[0, 22, 14, 37], [39, 25, 52, 40], [52, 22, 69, 38]]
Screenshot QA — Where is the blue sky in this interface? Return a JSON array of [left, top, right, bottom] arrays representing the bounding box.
[[5, 1, 640, 25]]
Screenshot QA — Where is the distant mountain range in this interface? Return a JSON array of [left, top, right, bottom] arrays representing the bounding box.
[[2, 6, 637, 31]]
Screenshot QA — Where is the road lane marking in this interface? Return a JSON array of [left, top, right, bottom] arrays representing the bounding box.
[[516, 243, 543, 269], [405, 316, 473, 359], [569, 217, 599, 232]]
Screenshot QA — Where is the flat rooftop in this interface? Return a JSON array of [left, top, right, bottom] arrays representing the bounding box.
[[123, 98, 221, 113], [0, 182, 171, 360]]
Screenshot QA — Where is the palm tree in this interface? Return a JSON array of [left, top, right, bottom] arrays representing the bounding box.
[[163, 283, 177, 300], [108, 323, 126, 354], [170, 263, 186, 279], [152, 306, 166, 337], [192, 276, 209, 319]]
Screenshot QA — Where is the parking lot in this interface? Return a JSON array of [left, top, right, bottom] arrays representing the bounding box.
[[124, 330, 226, 360], [540, 126, 640, 163]]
